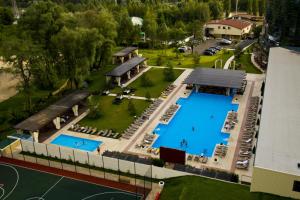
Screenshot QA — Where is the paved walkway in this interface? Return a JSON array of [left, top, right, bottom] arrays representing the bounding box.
[[251, 53, 265, 73]]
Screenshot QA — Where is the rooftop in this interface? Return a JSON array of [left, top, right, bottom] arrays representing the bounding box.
[[184, 68, 246, 89], [14, 90, 89, 132], [207, 19, 252, 30], [113, 47, 138, 57], [106, 56, 146, 77], [254, 47, 300, 176]]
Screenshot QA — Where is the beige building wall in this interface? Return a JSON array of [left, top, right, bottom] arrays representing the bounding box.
[[251, 167, 300, 199], [205, 24, 252, 38]]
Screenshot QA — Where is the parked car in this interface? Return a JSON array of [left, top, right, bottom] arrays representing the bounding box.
[[220, 38, 232, 45], [178, 46, 191, 53], [203, 50, 215, 56], [207, 47, 218, 53], [102, 89, 110, 95], [214, 46, 223, 51]]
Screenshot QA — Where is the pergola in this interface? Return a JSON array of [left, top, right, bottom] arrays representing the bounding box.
[[113, 47, 139, 64], [106, 56, 147, 86], [14, 90, 89, 142], [184, 68, 246, 95]]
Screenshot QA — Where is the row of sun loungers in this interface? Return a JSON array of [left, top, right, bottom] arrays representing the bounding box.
[[214, 144, 228, 157], [236, 96, 260, 170], [69, 124, 120, 139], [224, 111, 238, 131], [187, 155, 208, 164], [161, 84, 176, 97], [160, 104, 179, 122], [122, 99, 163, 140]]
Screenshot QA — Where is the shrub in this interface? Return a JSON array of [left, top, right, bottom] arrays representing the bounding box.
[[193, 53, 200, 65], [145, 91, 152, 101], [156, 55, 165, 66], [163, 62, 175, 82], [231, 174, 239, 183], [87, 96, 102, 119], [152, 158, 165, 167], [127, 100, 137, 116], [140, 73, 153, 87]]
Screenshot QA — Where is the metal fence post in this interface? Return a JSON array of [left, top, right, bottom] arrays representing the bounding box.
[[45, 144, 50, 167], [20, 140, 25, 161], [58, 147, 63, 170], [72, 150, 77, 173], [9, 144, 14, 159], [32, 141, 37, 164], [134, 162, 138, 200], [117, 158, 120, 181], [86, 152, 91, 176], [101, 155, 105, 179]]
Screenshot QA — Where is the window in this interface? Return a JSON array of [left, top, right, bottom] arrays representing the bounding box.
[[223, 26, 226, 29], [293, 181, 300, 192], [218, 26, 221, 29], [228, 27, 231, 30]]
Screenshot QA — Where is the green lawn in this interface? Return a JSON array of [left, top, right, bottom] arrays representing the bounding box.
[[235, 53, 262, 74], [139, 48, 233, 68], [79, 96, 150, 133], [120, 68, 183, 98], [160, 176, 292, 200]]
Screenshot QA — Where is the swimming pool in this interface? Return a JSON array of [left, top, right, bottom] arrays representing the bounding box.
[[152, 92, 238, 157], [51, 134, 102, 152]]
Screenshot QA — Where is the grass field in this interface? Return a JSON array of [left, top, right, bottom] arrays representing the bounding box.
[[160, 176, 292, 200], [139, 48, 233, 68], [0, 162, 142, 200], [79, 96, 150, 133], [124, 67, 183, 97], [236, 53, 262, 74]]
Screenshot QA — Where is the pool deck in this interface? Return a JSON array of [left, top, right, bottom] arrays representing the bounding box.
[[42, 70, 265, 181]]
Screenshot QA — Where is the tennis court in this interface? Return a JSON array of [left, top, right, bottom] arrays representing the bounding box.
[[0, 162, 143, 200]]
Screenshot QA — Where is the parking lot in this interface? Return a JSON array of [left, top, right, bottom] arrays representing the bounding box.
[[194, 39, 234, 55]]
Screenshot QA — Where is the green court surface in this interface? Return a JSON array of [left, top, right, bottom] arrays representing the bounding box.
[[0, 163, 143, 200]]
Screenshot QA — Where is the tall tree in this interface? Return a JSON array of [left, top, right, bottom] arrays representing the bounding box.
[[0, 7, 14, 25], [223, 0, 232, 17], [253, 0, 259, 16], [209, 0, 223, 20], [247, 0, 253, 14], [51, 27, 99, 89], [143, 8, 158, 47], [259, 0, 266, 16]]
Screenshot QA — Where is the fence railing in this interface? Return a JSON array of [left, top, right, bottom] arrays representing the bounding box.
[[0, 139, 153, 197]]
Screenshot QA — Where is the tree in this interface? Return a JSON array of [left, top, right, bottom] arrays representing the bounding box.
[[193, 53, 201, 65], [209, 0, 223, 20], [234, 46, 243, 61], [223, 0, 231, 17], [0, 7, 14, 25], [253, 0, 259, 16], [247, 0, 253, 14], [0, 32, 40, 111], [259, 0, 266, 16], [145, 91, 152, 101], [158, 22, 169, 49], [140, 73, 153, 87], [163, 62, 175, 82], [51, 27, 99, 89], [143, 8, 158, 47], [127, 100, 137, 116], [87, 96, 102, 119]]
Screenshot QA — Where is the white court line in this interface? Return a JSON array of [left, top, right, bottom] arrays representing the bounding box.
[[0, 163, 19, 200], [0, 187, 5, 199], [41, 176, 64, 198], [81, 191, 142, 200], [2, 162, 144, 197], [25, 197, 45, 200]]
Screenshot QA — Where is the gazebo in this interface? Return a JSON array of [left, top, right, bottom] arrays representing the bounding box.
[[184, 68, 246, 96], [113, 47, 139, 64], [106, 56, 147, 86], [14, 90, 89, 142]]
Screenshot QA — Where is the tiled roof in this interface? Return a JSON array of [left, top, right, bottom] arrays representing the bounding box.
[[207, 19, 252, 30]]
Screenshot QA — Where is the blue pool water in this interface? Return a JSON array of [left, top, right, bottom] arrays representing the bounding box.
[[152, 92, 238, 157], [51, 134, 102, 152]]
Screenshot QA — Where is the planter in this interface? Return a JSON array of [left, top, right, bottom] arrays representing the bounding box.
[[158, 181, 165, 189]]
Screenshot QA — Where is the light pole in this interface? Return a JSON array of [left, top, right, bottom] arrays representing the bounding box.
[[235, 0, 239, 15]]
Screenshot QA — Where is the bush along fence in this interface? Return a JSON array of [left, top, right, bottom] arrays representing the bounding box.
[[1, 139, 239, 185]]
